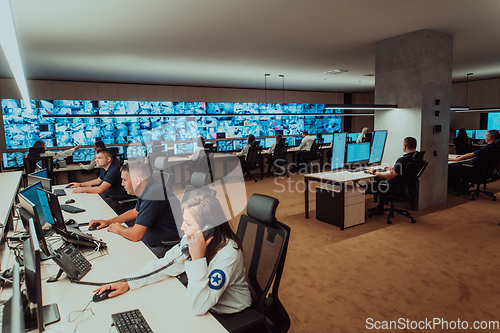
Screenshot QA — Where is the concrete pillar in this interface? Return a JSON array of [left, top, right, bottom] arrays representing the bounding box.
[[375, 29, 453, 210]]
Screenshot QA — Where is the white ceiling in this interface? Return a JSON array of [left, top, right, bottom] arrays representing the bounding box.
[[1, 0, 500, 93]]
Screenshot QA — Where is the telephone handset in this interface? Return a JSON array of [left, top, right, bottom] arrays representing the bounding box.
[[181, 227, 215, 257], [47, 243, 92, 283]]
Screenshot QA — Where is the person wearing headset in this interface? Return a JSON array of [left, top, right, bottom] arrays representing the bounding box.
[[93, 195, 252, 316]]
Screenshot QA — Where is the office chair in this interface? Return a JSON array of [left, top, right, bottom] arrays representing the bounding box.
[[267, 138, 288, 177], [213, 194, 290, 333], [107, 147, 123, 165], [463, 143, 500, 201], [301, 140, 322, 173], [180, 172, 216, 204], [368, 151, 428, 224], [186, 151, 211, 181], [454, 137, 473, 155], [23, 155, 54, 186], [242, 143, 262, 182]]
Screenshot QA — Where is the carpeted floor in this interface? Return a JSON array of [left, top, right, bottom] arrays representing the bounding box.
[[175, 173, 500, 332]]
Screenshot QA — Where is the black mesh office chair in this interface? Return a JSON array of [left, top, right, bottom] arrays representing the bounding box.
[[214, 194, 291, 333], [463, 142, 500, 201], [369, 151, 428, 224], [302, 140, 322, 173], [180, 172, 216, 204], [23, 155, 54, 185], [242, 143, 262, 182], [107, 147, 123, 165], [269, 138, 288, 177], [454, 137, 473, 155]]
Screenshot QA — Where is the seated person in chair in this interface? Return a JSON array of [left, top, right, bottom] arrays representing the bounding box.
[[79, 140, 105, 170], [187, 136, 209, 179], [291, 130, 315, 170], [448, 129, 499, 192], [232, 134, 255, 158], [89, 161, 182, 258], [68, 148, 126, 197], [264, 134, 283, 176], [366, 137, 418, 213], [93, 195, 251, 316], [30, 140, 82, 159]]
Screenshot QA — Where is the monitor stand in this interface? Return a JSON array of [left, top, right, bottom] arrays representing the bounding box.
[[24, 297, 60, 331]]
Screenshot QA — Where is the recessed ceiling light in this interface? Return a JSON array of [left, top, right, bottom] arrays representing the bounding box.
[[324, 69, 351, 75]]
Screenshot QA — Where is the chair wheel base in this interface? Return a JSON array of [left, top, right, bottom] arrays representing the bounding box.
[[411, 219, 416, 223], [493, 197, 497, 201], [387, 220, 392, 224]]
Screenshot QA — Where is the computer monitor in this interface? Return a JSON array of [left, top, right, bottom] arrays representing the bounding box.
[[174, 142, 194, 155], [264, 138, 276, 149], [27, 175, 52, 191], [17, 203, 51, 258], [18, 181, 55, 226], [331, 132, 347, 170], [347, 132, 360, 142], [29, 169, 48, 178], [37, 188, 66, 230], [217, 140, 234, 152], [295, 137, 303, 147], [322, 134, 333, 145], [455, 129, 474, 139], [234, 139, 247, 151], [346, 142, 371, 165], [368, 130, 388, 164], [475, 130, 487, 140], [23, 219, 60, 332], [1, 263, 25, 333]]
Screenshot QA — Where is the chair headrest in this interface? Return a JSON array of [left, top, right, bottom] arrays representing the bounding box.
[[494, 140, 500, 147], [252, 141, 261, 147], [191, 172, 209, 188], [246, 194, 279, 225], [412, 151, 425, 161], [278, 138, 286, 145], [152, 145, 164, 153], [154, 156, 168, 169], [151, 171, 162, 182]]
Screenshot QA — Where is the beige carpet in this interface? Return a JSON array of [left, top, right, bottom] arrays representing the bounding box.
[[175, 174, 500, 332]]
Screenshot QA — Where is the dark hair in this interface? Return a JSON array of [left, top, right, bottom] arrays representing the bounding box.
[[404, 137, 417, 150], [302, 130, 309, 135], [456, 128, 468, 141], [248, 134, 255, 145], [96, 148, 113, 159], [275, 134, 283, 143], [487, 130, 499, 140], [197, 136, 206, 148], [181, 195, 242, 264], [121, 161, 150, 179], [33, 140, 46, 150], [95, 141, 106, 149]]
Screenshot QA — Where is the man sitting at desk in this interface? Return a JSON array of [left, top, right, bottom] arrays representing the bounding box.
[[89, 161, 183, 258], [448, 129, 499, 192], [366, 136, 418, 213], [68, 148, 126, 198], [291, 130, 314, 170], [79, 140, 105, 170]]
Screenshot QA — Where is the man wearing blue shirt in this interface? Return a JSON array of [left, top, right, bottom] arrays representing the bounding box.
[[69, 148, 126, 198], [89, 161, 182, 258]]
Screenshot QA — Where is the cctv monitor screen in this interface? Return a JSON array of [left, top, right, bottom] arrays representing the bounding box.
[[474, 130, 487, 140], [455, 130, 474, 139], [29, 169, 48, 178], [346, 142, 371, 164], [347, 132, 360, 142], [264, 138, 275, 149], [368, 130, 388, 164], [331, 132, 347, 170], [234, 140, 246, 151], [217, 140, 234, 152], [322, 134, 333, 145], [174, 142, 194, 155]]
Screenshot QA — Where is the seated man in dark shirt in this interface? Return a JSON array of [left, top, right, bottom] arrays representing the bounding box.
[[366, 137, 418, 213], [69, 148, 127, 198], [89, 161, 183, 258], [448, 129, 499, 192]]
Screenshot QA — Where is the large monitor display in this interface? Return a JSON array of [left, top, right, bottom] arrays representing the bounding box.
[[331, 132, 347, 170], [474, 130, 487, 140], [2, 99, 341, 150], [346, 142, 371, 164], [368, 130, 388, 164]]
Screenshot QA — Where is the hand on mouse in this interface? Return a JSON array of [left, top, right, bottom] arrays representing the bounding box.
[[68, 182, 80, 188], [89, 219, 109, 230], [93, 282, 130, 298]]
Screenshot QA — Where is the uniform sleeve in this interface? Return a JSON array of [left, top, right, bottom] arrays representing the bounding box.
[[473, 145, 491, 160], [184, 246, 240, 316], [235, 144, 249, 157], [126, 242, 186, 290], [53, 148, 76, 160], [101, 165, 119, 185], [269, 143, 277, 155], [81, 154, 96, 170], [393, 156, 405, 175], [297, 138, 306, 150], [134, 199, 160, 228]]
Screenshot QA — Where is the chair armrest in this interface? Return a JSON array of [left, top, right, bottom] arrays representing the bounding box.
[[118, 198, 137, 205], [161, 239, 181, 246]]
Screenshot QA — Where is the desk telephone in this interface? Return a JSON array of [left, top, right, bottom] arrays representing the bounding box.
[[48, 243, 92, 283]]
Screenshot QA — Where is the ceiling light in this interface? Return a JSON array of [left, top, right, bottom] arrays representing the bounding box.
[[324, 69, 351, 75], [364, 74, 375, 77], [450, 106, 470, 111], [0, 0, 32, 112], [325, 104, 398, 110], [455, 107, 500, 113]]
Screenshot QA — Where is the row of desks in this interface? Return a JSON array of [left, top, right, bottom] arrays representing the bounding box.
[[0, 184, 228, 332]]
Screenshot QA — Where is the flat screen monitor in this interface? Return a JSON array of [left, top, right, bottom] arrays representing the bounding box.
[[125, 145, 147, 159], [17, 204, 51, 258], [18, 181, 54, 226], [368, 130, 388, 164], [27, 175, 52, 191], [29, 169, 48, 178], [322, 134, 333, 145], [264, 138, 275, 149], [455, 130, 474, 139], [347, 132, 360, 142], [72, 148, 95, 162], [295, 137, 303, 147], [1, 263, 24, 333], [346, 142, 371, 164], [174, 142, 194, 155], [37, 188, 66, 230], [23, 219, 60, 331], [217, 140, 234, 152], [475, 130, 487, 140], [331, 133, 347, 170], [234, 140, 247, 151]]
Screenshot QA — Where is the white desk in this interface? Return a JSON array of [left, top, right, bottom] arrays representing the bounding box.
[[0, 171, 23, 239], [2, 185, 228, 332], [304, 170, 374, 228], [448, 154, 471, 165]]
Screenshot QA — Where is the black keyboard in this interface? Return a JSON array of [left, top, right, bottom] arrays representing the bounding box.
[[53, 189, 66, 196], [364, 168, 386, 174], [60, 204, 86, 214], [112, 309, 153, 333]]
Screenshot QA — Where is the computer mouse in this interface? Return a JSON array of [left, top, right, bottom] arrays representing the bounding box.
[[92, 289, 113, 302], [88, 224, 98, 231], [65, 219, 76, 225], [65, 184, 73, 188], [65, 199, 75, 204]]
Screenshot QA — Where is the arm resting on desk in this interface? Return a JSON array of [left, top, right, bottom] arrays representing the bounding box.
[[90, 208, 139, 229], [108, 223, 147, 242], [73, 180, 111, 194], [449, 152, 475, 161], [368, 168, 397, 180]]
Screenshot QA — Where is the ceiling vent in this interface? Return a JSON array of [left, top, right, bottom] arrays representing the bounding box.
[[364, 73, 375, 77], [324, 69, 351, 75]]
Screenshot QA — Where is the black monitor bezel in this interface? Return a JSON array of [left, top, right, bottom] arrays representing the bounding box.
[[1, 263, 25, 333], [345, 142, 371, 164], [368, 130, 388, 164], [37, 188, 66, 231]]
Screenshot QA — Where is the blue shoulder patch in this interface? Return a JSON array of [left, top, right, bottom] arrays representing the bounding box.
[[208, 269, 226, 290]]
